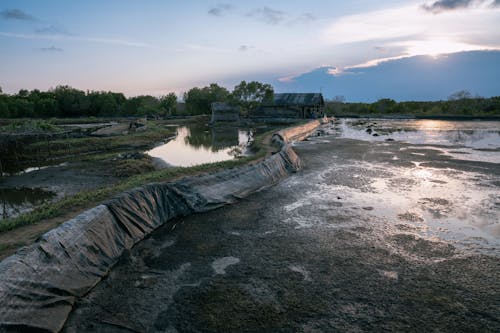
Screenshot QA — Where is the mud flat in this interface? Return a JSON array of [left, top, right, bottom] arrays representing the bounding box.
[[62, 119, 499, 332]]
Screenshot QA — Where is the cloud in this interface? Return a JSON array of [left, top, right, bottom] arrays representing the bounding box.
[[288, 13, 317, 25], [421, 0, 500, 13], [246, 7, 286, 25], [0, 31, 160, 49], [208, 3, 232, 17], [0, 9, 37, 21], [35, 25, 72, 36], [40, 46, 63, 52], [238, 45, 255, 52]]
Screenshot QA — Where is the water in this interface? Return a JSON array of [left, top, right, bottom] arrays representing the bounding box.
[[335, 119, 500, 148], [0, 187, 56, 220], [147, 124, 253, 167], [299, 118, 500, 254], [330, 119, 500, 163]]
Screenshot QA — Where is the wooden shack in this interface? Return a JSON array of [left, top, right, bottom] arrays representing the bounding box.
[[250, 93, 325, 120], [211, 102, 240, 124]]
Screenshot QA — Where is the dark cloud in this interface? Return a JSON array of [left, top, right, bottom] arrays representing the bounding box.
[[35, 25, 72, 35], [208, 3, 232, 16], [246, 7, 286, 25], [422, 0, 474, 13], [421, 0, 499, 13], [0, 9, 37, 21], [40, 46, 63, 52]]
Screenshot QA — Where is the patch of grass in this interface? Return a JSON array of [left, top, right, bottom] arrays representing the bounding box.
[[1, 119, 62, 134], [28, 121, 175, 156], [114, 157, 156, 177], [0, 129, 275, 233]]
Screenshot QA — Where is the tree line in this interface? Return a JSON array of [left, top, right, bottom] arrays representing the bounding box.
[[326, 92, 500, 117], [1, 84, 498, 119], [0, 81, 274, 118]]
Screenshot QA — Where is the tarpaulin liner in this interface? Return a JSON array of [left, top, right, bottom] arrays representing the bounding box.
[[0, 121, 320, 332]]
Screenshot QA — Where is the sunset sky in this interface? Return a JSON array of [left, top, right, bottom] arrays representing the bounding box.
[[1, 0, 499, 100]]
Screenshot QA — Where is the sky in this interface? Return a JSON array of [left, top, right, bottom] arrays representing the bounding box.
[[1, 0, 500, 101]]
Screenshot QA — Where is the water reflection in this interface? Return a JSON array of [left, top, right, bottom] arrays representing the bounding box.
[[0, 187, 56, 220], [335, 119, 500, 150], [147, 125, 253, 167]]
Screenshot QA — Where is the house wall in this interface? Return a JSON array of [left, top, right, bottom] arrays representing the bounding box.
[[211, 109, 240, 123]]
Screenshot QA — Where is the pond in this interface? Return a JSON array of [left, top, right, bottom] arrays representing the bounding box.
[[146, 124, 254, 167], [0, 187, 56, 221]]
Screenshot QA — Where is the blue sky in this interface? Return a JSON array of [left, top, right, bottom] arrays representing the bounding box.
[[1, 0, 499, 100]]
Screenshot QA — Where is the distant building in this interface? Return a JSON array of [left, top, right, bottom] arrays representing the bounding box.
[[211, 102, 240, 123], [250, 93, 325, 120]]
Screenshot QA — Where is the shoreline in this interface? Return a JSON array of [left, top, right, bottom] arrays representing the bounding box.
[[333, 114, 500, 121]]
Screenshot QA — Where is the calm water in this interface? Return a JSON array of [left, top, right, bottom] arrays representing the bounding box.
[[330, 119, 500, 163], [0, 187, 56, 220], [147, 124, 253, 167]]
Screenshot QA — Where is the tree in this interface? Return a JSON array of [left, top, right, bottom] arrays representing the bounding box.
[[372, 98, 396, 113], [184, 84, 230, 115], [231, 80, 273, 110], [448, 90, 472, 101], [159, 92, 177, 116]]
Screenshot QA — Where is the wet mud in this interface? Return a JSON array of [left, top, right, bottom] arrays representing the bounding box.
[[64, 120, 500, 332]]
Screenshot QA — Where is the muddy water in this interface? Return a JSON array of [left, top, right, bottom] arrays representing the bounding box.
[[147, 124, 253, 167], [0, 187, 56, 220], [64, 119, 500, 332]]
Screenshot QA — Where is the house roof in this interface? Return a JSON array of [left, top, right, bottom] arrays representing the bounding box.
[[272, 93, 324, 106]]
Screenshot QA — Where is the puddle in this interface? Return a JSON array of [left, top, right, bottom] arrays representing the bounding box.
[[0, 187, 56, 220], [146, 124, 253, 167], [332, 119, 500, 152]]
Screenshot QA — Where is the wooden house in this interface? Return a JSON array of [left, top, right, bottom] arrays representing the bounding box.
[[211, 102, 240, 123]]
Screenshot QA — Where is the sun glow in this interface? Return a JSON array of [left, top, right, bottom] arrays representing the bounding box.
[[322, 3, 500, 69], [403, 39, 489, 58]]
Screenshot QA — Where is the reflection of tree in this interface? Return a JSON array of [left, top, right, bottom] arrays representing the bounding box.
[[182, 125, 213, 151], [444, 130, 500, 147], [211, 127, 239, 151], [182, 124, 244, 152]]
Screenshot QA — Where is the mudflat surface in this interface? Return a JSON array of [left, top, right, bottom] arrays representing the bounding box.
[[64, 120, 500, 332]]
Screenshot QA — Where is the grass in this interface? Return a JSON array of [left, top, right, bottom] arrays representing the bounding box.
[[0, 119, 63, 134], [1, 120, 177, 174], [0, 128, 275, 233]]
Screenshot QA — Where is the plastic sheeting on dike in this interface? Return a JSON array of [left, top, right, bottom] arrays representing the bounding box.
[[0, 121, 320, 333]]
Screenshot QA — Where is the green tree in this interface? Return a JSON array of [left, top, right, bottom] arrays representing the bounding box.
[[184, 83, 230, 115], [159, 92, 177, 116], [448, 90, 472, 101], [231, 80, 273, 110]]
